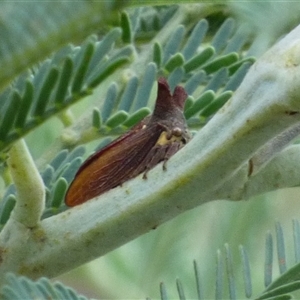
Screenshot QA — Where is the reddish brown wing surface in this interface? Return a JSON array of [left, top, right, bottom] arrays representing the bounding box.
[[73, 116, 150, 177], [65, 77, 190, 207], [65, 122, 162, 206]]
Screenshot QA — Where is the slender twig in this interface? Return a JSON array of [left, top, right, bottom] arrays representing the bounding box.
[[7, 139, 45, 228]]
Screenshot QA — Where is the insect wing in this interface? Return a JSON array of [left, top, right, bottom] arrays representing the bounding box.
[[75, 116, 150, 176], [65, 123, 162, 206]]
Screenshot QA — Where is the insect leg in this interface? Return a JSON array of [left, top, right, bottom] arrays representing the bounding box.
[[162, 141, 182, 170]]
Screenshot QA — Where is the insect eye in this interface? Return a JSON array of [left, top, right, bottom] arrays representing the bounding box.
[[172, 127, 182, 137]]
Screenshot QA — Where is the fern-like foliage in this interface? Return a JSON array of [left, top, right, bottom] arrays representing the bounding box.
[[0, 1, 125, 91], [0, 273, 88, 300], [0, 30, 132, 152], [158, 220, 300, 299]]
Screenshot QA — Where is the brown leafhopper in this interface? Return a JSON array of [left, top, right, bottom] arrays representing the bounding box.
[[65, 78, 191, 206]]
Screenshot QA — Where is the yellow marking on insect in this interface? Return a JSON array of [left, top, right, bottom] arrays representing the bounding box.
[[156, 130, 182, 146]]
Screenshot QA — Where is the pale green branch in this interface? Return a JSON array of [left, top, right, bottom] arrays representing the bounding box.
[[212, 143, 300, 201], [245, 144, 300, 198], [249, 122, 300, 175]]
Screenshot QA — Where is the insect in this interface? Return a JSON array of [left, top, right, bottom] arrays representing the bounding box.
[[65, 78, 191, 206]]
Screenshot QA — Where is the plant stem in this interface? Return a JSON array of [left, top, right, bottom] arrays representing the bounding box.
[[7, 139, 45, 228]]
